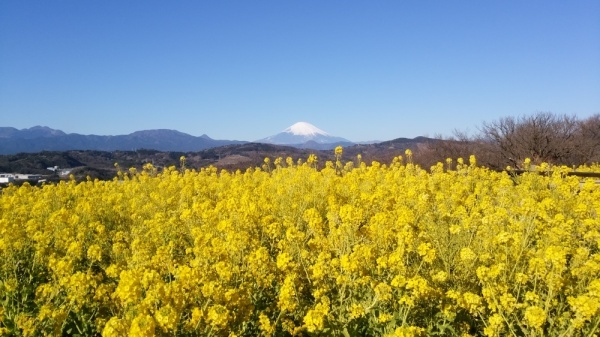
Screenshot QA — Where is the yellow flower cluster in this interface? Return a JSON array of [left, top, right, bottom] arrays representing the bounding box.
[[1, 153, 599, 336]]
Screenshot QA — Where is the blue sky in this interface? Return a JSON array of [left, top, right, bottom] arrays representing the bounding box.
[[1, 1, 599, 142]]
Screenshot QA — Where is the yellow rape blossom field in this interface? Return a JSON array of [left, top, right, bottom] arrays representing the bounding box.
[[1, 148, 599, 336]]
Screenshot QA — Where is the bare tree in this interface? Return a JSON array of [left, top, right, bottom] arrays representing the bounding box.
[[478, 112, 579, 168], [574, 114, 600, 164], [414, 112, 599, 170]]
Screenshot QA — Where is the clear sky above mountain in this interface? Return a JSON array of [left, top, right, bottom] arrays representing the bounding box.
[[1, 1, 598, 142]]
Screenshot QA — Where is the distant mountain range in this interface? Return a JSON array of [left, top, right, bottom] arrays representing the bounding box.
[[0, 126, 246, 154], [0, 122, 415, 155]]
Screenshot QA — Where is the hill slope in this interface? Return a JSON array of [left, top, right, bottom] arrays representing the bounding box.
[[0, 137, 434, 181]]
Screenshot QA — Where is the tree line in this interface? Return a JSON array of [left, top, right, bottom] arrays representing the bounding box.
[[416, 112, 600, 170]]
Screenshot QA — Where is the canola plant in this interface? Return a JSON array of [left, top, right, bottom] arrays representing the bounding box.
[[0, 148, 599, 336]]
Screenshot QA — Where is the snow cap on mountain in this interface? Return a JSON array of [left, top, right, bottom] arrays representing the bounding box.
[[256, 121, 352, 149], [283, 122, 329, 136]]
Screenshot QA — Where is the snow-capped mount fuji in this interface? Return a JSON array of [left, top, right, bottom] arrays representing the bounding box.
[[257, 122, 354, 150]]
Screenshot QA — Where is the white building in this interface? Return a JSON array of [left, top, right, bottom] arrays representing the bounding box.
[[0, 174, 15, 184], [0, 173, 45, 184], [14, 174, 43, 180]]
